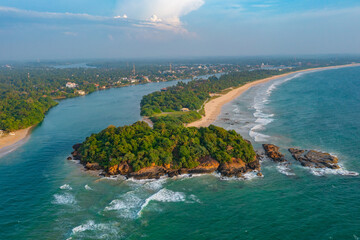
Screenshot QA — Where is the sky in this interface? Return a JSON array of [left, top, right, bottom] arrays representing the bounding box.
[[0, 0, 360, 60]]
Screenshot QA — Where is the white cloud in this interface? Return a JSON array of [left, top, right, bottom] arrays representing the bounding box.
[[114, 14, 128, 19], [0, 4, 202, 34], [252, 4, 272, 8], [63, 31, 77, 36], [150, 15, 162, 23], [116, 0, 204, 28]]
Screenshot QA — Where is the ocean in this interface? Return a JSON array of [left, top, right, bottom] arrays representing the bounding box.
[[0, 67, 360, 239]]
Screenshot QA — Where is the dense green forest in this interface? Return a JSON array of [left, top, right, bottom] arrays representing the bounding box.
[[78, 121, 256, 172], [1, 57, 356, 132], [0, 64, 211, 131]]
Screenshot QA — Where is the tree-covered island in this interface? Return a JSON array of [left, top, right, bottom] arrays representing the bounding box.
[[72, 70, 297, 178], [72, 122, 261, 179]]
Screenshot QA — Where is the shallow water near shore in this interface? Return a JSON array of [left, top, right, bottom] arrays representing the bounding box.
[[1, 68, 360, 239]]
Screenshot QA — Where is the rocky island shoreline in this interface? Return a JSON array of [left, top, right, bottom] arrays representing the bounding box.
[[71, 140, 349, 180], [71, 143, 262, 180]]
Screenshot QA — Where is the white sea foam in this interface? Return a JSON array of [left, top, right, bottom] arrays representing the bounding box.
[[72, 220, 109, 234], [143, 179, 167, 191], [249, 130, 271, 142], [216, 171, 263, 181], [60, 184, 72, 190], [70, 220, 119, 239], [137, 189, 185, 217], [52, 193, 76, 205], [309, 167, 359, 177], [249, 73, 304, 142], [188, 194, 202, 203], [276, 164, 295, 176], [85, 185, 93, 190], [104, 191, 143, 219]]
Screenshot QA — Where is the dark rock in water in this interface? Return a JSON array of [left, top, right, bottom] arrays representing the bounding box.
[[167, 170, 179, 178], [263, 144, 287, 162], [71, 143, 83, 160], [67, 156, 72, 160], [288, 148, 340, 169]]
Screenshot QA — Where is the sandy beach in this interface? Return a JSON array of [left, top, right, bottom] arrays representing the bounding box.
[[0, 127, 33, 151], [187, 63, 360, 128]]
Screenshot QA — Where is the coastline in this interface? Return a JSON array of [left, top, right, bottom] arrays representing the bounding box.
[[187, 63, 360, 128], [0, 126, 33, 153]]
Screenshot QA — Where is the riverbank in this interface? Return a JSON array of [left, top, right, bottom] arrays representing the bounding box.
[[0, 126, 33, 152], [187, 63, 360, 128]]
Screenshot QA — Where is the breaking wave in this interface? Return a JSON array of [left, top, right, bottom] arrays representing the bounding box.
[[70, 220, 120, 239], [60, 184, 72, 190], [137, 188, 185, 217], [249, 73, 304, 142], [52, 193, 76, 205], [276, 164, 295, 176], [308, 166, 359, 177]]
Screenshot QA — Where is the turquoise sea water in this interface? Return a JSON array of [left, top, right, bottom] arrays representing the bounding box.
[[1, 68, 360, 239]]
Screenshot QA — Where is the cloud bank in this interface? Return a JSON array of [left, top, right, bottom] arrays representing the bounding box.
[[116, 0, 204, 31]]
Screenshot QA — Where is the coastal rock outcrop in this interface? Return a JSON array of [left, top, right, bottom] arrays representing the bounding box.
[[262, 144, 287, 163], [71, 145, 261, 179], [218, 157, 261, 177], [288, 148, 340, 169], [71, 143, 82, 160], [128, 166, 167, 180], [188, 156, 220, 174], [86, 162, 101, 170]]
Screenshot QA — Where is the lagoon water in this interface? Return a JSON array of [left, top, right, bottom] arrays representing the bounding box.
[[1, 68, 360, 239]]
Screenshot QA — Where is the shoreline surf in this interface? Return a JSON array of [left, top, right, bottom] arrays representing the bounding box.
[[0, 126, 34, 155], [187, 63, 360, 128]]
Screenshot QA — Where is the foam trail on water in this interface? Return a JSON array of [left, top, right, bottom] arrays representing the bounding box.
[[84, 185, 93, 190], [60, 184, 72, 190], [70, 220, 120, 239], [309, 167, 359, 177], [72, 220, 108, 234], [137, 188, 185, 217], [52, 193, 76, 205], [249, 73, 304, 142], [276, 164, 295, 176], [104, 191, 143, 219]]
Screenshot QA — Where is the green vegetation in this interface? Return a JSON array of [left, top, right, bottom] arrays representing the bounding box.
[[78, 121, 255, 172], [73, 58, 358, 173], [140, 70, 290, 119], [0, 94, 57, 131]]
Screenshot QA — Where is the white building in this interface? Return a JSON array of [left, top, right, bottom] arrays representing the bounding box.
[[66, 82, 78, 88], [75, 90, 86, 96]]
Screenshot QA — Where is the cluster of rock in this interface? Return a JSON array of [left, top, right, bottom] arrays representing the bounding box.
[[288, 148, 340, 169], [262, 144, 287, 163], [71, 144, 262, 180], [261, 144, 340, 170]]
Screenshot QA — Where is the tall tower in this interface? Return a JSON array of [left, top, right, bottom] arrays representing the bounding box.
[[132, 64, 136, 75], [170, 63, 172, 72]]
